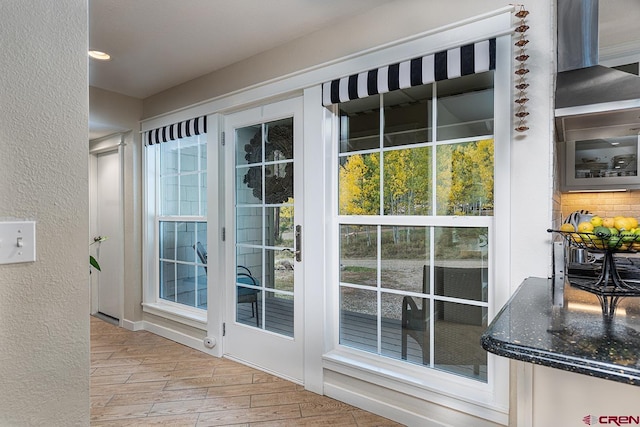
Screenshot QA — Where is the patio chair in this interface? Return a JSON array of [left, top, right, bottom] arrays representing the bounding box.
[[237, 265, 260, 326], [195, 242, 208, 272], [402, 265, 486, 374], [401, 265, 428, 363], [194, 242, 260, 327]]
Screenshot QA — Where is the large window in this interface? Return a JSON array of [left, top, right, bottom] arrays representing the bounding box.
[[337, 72, 493, 382], [154, 134, 208, 309]]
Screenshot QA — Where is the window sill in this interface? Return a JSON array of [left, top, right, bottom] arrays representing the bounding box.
[[142, 302, 207, 330], [322, 348, 508, 425]]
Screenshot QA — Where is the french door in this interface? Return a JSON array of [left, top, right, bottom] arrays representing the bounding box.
[[223, 97, 304, 382]]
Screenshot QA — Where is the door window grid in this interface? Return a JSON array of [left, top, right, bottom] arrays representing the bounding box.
[[156, 134, 207, 310], [337, 72, 494, 382], [235, 118, 296, 336]]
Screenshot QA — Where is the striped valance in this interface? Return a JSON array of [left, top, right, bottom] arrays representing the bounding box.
[[322, 38, 496, 106], [144, 116, 207, 146]]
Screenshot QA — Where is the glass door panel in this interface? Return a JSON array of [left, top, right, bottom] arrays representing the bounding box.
[[235, 118, 295, 335]]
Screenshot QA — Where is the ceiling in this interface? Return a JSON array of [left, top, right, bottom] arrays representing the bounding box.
[[89, 0, 640, 139], [89, 0, 397, 100]]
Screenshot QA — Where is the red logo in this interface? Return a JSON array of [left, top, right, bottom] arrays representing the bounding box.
[[584, 415, 640, 425]]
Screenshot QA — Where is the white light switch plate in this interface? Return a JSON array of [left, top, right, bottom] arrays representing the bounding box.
[[0, 221, 36, 265]]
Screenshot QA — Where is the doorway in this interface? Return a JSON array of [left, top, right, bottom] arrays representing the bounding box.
[[223, 97, 304, 382], [90, 143, 124, 323]]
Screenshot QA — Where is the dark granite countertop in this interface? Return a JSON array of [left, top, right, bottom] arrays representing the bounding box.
[[481, 276, 640, 386]]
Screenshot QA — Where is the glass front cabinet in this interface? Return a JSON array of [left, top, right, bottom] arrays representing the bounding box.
[[562, 135, 640, 191]]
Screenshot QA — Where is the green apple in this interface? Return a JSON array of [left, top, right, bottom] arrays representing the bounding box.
[[594, 226, 611, 237], [608, 236, 622, 248]]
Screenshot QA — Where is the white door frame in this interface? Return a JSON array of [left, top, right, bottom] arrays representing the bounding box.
[[89, 133, 125, 325], [223, 96, 305, 383]]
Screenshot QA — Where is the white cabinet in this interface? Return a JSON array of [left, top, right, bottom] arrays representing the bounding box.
[[561, 135, 640, 191]]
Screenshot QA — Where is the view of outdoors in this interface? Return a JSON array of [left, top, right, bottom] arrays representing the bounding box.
[[337, 72, 494, 381]]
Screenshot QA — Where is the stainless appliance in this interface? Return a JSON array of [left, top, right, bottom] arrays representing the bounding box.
[[555, 0, 640, 146]]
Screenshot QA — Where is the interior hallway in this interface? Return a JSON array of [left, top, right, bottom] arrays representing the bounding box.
[[90, 316, 403, 426]]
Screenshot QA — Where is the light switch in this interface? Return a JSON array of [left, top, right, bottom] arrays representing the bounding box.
[[0, 221, 36, 265]]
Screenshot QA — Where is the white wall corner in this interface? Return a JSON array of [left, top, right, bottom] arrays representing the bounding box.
[[121, 319, 144, 331]]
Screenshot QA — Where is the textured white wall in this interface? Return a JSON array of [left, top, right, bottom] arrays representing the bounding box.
[[0, 1, 89, 425]]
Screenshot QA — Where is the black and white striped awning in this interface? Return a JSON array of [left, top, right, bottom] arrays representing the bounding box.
[[144, 116, 207, 146], [322, 38, 496, 106]]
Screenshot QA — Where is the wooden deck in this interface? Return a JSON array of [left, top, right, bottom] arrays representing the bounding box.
[[237, 297, 487, 381], [168, 275, 487, 381]]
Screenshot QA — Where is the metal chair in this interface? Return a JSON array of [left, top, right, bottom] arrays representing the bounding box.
[[194, 242, 260, 326], [401, 265, 428, 363], [195, 242, 208, 272], [236, 265, 260, 326]]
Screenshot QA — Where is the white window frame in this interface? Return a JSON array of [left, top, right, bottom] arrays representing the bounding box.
[[142, 132, 210, 330], [322, 36, 511, 425]]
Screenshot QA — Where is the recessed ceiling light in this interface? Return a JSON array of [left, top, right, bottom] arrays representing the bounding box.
[[89, 50, 111, 61]]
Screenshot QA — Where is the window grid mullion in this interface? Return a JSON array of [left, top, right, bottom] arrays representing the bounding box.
[[379, 95, 384, 217], [376, 225, 382, 355], [197, 140, 202, 216], [261, 123, 266, 328], [429, 225, 435, 368], [431, 83, 438, 215], [173, 221, 178, 303], [194, 222, 199, 308]]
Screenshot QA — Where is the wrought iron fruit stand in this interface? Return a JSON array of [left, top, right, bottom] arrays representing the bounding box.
[[548, 228, 640, 317]]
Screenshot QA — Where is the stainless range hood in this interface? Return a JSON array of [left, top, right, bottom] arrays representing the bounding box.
[[555, 0, 640, 143]]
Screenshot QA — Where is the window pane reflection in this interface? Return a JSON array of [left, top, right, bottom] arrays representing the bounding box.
[[436, 72, 494, 140], [161, 175, 179, 216], [399, 295, 430, 366], [383, 147, 432, 215], [236, 125, 262, 166], [340, 225, 377, 287], [265, 118, 293, 161], [383, 85, 432, 147], [339, 95, 380, 153], [435, 302, 487, 381], [265, 291, 293, 337], [159, 261, 175, 302], [236, 166, 262, 205], [338, 153, 380, 215], [340, 287, 377, 353], [380, 226, 429, 293], [265, 163, 293, 204], [436, 139, 494, 216], [236, 286, 261, 328]]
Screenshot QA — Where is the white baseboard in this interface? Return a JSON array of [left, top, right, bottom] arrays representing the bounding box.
[[323, 382, 439, 427], [121, 319, 144, 331], [141, 321, 217, 356]]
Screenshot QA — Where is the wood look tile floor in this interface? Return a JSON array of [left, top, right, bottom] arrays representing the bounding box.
[[91, 316, 404, 426]]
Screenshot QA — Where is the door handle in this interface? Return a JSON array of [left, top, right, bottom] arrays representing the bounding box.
[[295, 225, 302, 262]]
